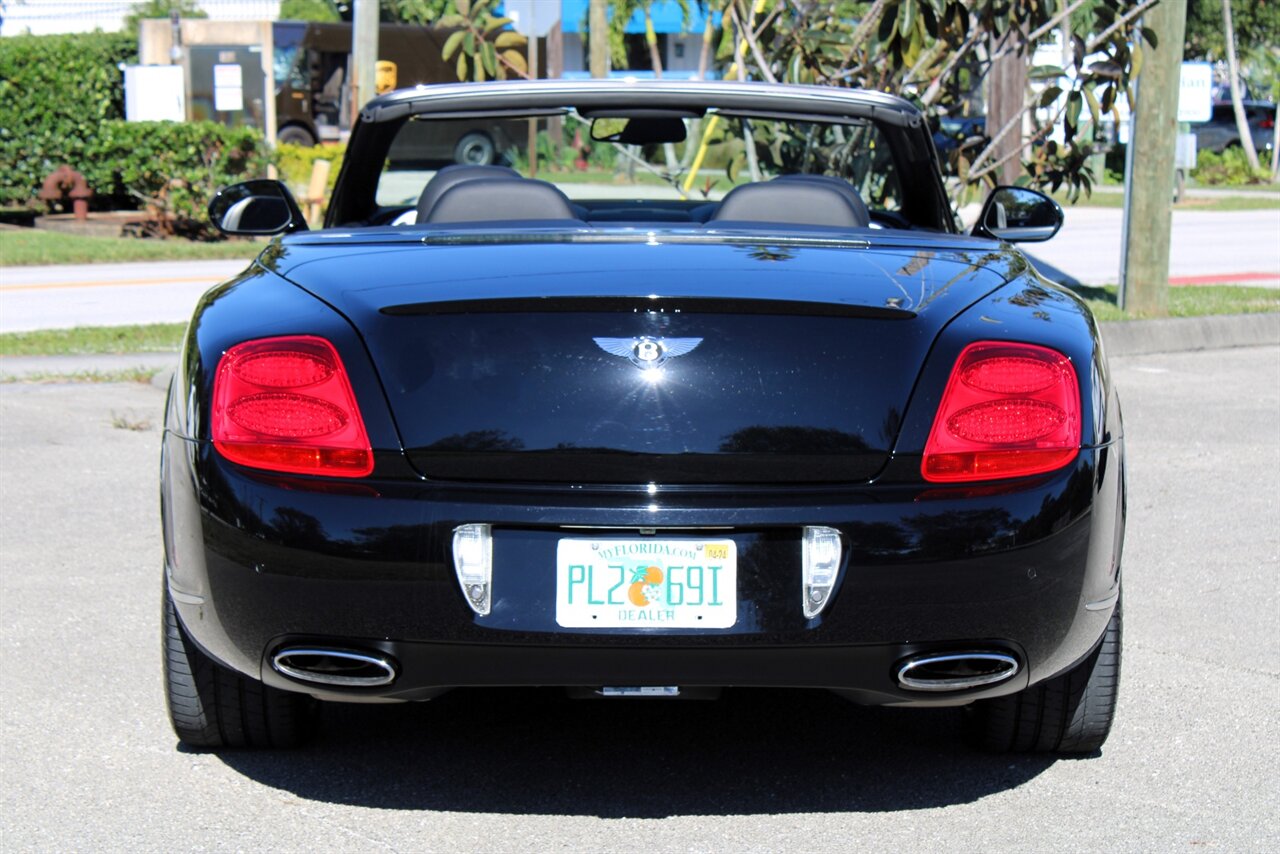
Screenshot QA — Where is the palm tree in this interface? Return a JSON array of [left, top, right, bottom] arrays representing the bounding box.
[[1221, 0, 1261, 171]]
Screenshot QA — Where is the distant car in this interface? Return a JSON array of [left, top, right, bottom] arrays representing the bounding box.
[[164, 80, 1125, 756], [1191, 101, 1276, 154], [932, 115, 987, 156], [931, 115, 987, 174]]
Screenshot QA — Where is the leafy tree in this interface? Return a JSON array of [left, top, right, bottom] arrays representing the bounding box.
[[691, 0, 1157, 201], [384, 0, 458, 24], [279, 0, 341, 22], [1185, 0, 1280, 63], [437, 0, 528, 81], [124, 0, 207, 35]]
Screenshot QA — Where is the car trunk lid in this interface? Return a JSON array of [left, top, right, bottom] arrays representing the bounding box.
[[273, 232, 1015, 484]]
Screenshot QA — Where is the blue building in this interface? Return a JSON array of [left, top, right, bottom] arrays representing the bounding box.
[[553, 0, 722, 80]]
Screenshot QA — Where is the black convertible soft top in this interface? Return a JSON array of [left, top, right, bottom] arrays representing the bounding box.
[[328, 79, 952, 233]]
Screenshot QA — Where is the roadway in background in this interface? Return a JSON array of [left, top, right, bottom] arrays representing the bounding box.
[[2, 205, 1278, 334]]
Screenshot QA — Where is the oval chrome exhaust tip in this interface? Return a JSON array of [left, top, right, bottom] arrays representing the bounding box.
[[272, 648, 397, 687], [896, 652, 1019, 692]]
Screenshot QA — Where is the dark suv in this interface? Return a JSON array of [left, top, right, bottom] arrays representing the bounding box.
[[1191, 101, 1277, 154]]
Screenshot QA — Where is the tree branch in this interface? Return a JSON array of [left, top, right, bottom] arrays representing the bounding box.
[[988, 0, 1091, 64], [732, 2, 778, 84], [920, 32, 982, 106], [967, 102, 1069, 184], [1086, 0, 1161, 52], [967, 107, 1027, 174]]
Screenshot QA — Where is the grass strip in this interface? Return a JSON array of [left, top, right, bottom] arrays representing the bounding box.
[[0, 367, 159, 384], [0, 322, 187, 356], [1071, 284, 1280, 321], [1052, 191, 1279, 211], [0, 228, 259, 266]]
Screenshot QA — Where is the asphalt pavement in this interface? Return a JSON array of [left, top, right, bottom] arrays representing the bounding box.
[[1024, 207, 1280, 287], [1, 346, 1277, 851], [0, 259, 247, 333]]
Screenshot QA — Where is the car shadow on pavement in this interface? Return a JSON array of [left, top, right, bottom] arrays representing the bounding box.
[[212, 687, 1061, 816]]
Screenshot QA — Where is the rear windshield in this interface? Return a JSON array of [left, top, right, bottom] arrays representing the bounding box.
[[373, 110, 904, 217]]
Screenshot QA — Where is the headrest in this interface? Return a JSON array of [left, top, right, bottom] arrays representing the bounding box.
[[773, 174, 871, 228], [710, 179, 871, 229], [426, 178, 580, 224], [415, 164, 520, 223]]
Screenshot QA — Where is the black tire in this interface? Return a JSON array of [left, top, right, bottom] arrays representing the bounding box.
[[277, 124, 317, 147], [969, 595, 1121, 754], [163, 584, 317, 748], [453, 131, 496, 166]]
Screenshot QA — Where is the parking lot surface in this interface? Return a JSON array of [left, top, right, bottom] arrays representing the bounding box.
[[1, 346, 1277, 851]]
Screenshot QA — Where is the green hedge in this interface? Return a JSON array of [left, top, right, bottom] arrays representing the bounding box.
[[0, 32, 272, 226], [88, 121, 273, 229], [1192, 147, 1273, 187], [0, 32, 137, 207]]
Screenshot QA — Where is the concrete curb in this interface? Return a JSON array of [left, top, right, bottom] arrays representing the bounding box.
[[1, 313, 1276, 384], [1099, 312, 1280, 357]]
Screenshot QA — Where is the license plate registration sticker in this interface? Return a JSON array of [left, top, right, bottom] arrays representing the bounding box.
[[555, 538, 737, 629]]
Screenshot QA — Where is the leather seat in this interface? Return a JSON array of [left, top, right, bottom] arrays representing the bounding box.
[[709, 177, 871, 229], [426, 178, 582, 224], [414, 164, 520, 223]]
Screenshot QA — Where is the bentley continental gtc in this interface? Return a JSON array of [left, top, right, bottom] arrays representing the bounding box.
[[162, 79, 1124, 754]]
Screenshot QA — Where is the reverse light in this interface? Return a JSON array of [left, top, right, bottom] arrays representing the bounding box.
[[452, 524, 493, 616], [801, 526, 842, 618], [922, 342, 1081, 483], [212, 336, 373, 477]]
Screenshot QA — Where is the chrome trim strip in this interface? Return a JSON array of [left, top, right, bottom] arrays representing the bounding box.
[[168, 588, 205, 606], [271, 648, 397, 687], [1085, 590, 1121, 611], [363, 79, 921, 128], [897, 652, 1020, 692], [558, 525, 735, 531]]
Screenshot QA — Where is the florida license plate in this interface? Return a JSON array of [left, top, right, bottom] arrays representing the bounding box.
[[555, 538, 737, 629]]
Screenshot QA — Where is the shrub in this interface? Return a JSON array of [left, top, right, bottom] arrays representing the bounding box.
[[1192, 147, 1272, 186], [276, 142, 345, 196], [88, 121, 273, 237], [278, 0, 340, 22], [0, 32, 137, 207]]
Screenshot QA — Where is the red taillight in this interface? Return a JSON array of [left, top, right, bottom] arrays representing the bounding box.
[[922, 342, 1080, 482], [212, 336, 373, 477], [1260, 117, 1275, 130]]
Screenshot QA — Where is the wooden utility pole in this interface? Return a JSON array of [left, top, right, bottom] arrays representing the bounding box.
[[351, 0, 379, 125], [1120, 0, 1187, 316], [986, 51, 1027, 187], [589, 0, 609, 78], [548, 22, 564, 147]]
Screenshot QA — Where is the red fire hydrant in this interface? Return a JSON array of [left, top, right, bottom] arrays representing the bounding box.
[[38, 165, 93, 220]]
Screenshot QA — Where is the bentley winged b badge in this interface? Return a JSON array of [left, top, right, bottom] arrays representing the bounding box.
[[593, 336, 703, 369]]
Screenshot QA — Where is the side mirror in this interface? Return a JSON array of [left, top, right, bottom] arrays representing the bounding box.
[[208, 180, 308, 236], [971, 186, 1063, 243]]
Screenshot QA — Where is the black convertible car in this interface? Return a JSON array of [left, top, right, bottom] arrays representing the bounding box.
[[163, 80, 1124, 754]]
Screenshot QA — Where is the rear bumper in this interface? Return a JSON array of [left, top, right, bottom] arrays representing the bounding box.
[[256, 638, 1032, 706], [163, 436, 1124, 706]]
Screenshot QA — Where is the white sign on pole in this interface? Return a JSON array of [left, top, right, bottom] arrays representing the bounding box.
[[124, 65, 185, 122], [1178, 62, 1213, 123], [213, 63, 244, 112]]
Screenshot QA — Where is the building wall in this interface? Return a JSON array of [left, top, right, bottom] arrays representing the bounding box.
[[560, 32, 714, 79]]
